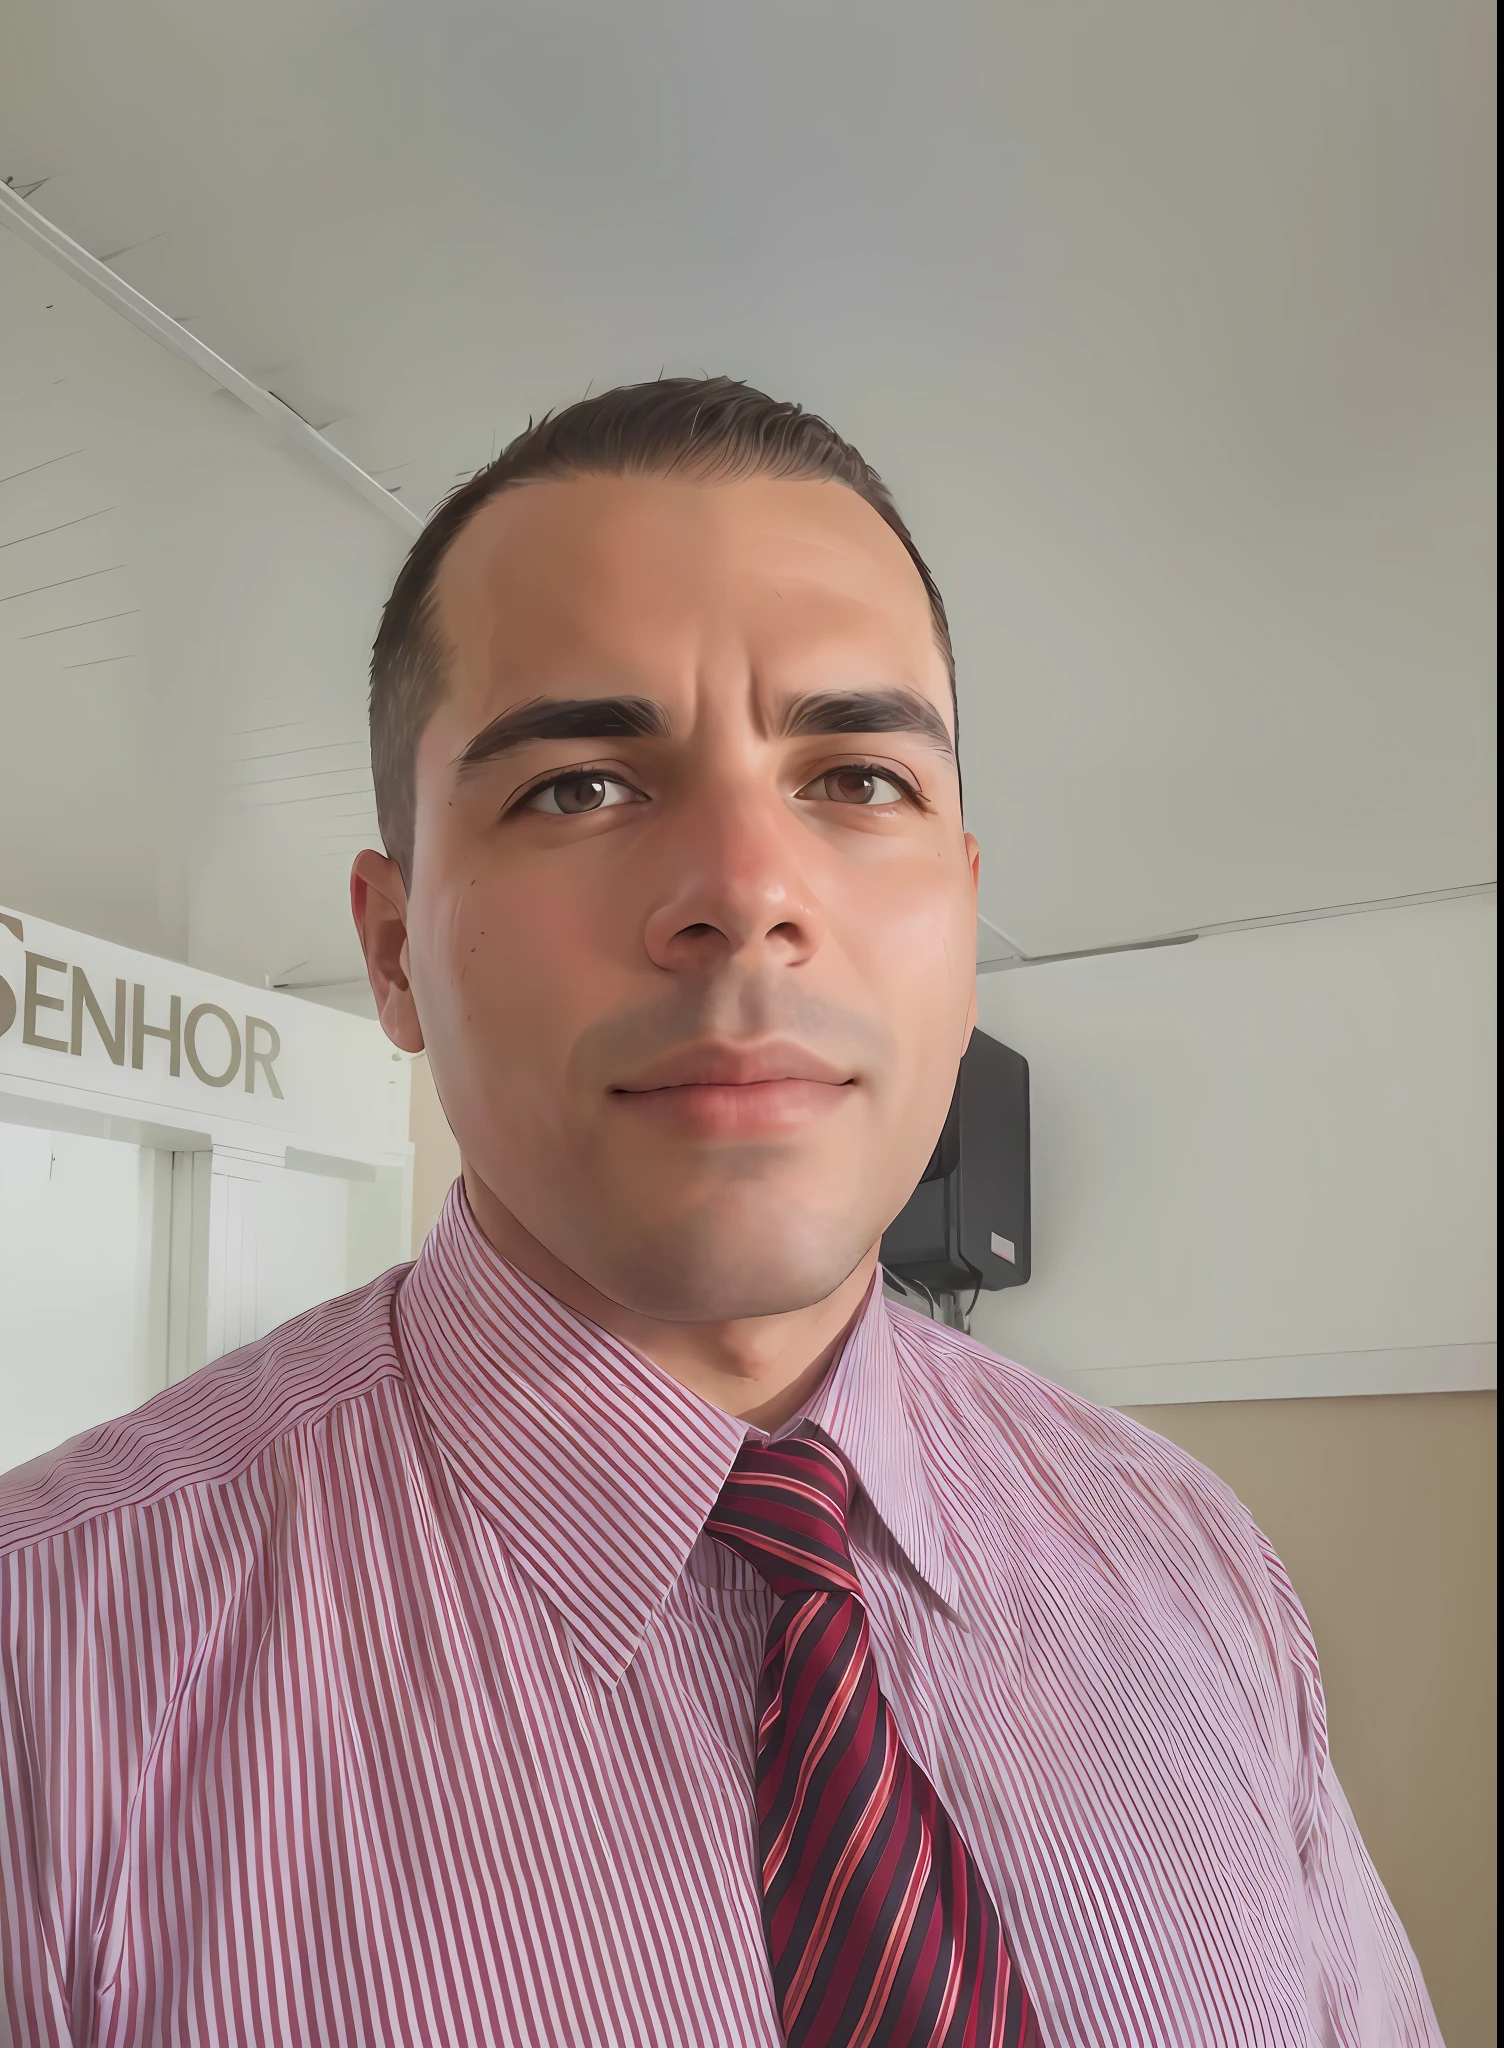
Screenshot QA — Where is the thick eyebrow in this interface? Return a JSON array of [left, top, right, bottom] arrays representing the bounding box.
[[780, 688, 955, 760], [454, 683, 956, 776], [455, 695, 672, 774]]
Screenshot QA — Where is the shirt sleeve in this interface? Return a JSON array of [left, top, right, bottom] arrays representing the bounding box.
[[1249, 1523, 1447, 2047]]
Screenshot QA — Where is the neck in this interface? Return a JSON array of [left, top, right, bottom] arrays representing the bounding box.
[[459, 1166, 880, 1432]]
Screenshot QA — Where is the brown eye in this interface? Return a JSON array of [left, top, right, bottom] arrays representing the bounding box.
[[799, 767, 912, 807], [524, 773, 642, 816], [553, 774, 608, 813]]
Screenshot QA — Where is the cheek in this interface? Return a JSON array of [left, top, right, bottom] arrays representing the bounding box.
[[831, 852, 975, 1111], [418, 867, 621, 1061], [834, 847, 975, 994]]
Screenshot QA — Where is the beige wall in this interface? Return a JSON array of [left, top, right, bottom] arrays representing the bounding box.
[[1125, 1391, 1496, 2048], [409, 1053, 462, 1254], [408, 1064, 1495, 2044]]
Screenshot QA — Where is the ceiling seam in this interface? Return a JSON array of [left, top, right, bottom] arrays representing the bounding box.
[[979, 881, 1497, 973]]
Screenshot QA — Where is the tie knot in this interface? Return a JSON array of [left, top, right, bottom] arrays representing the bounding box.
[[705, 1426, 863, 1600]]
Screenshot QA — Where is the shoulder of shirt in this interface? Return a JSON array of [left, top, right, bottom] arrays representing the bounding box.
[[0, 1264, 412, 1560], [888, 1303, 1325, 1835], [886, 1298, 1259, 1547]]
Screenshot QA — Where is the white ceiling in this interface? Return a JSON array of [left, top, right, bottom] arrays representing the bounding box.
[[0, 0, 1496, 1000]]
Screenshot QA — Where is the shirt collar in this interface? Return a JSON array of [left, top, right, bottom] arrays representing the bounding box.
[[783, 1282, 963, 1618], [397, 1181, 961, 1687]]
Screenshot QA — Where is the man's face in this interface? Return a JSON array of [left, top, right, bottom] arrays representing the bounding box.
[[399, 472, 978, 1321]]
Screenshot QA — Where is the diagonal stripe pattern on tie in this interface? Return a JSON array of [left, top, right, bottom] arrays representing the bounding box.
[[706, 1423, 1034, 2048]]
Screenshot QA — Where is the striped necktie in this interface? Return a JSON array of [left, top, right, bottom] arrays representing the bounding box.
[[706, 1424, 1035, 2048]]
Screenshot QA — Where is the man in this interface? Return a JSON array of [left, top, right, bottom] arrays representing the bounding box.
[[1, 377, 1441, 2047]]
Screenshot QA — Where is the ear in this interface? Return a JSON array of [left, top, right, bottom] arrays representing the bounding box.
[[961, 831, 981, 1054], [351, 849, 425, 1053]]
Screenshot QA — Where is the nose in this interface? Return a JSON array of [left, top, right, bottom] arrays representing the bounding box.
[[642, 786, 828, 974]]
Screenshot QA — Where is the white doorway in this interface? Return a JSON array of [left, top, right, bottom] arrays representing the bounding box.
[[0, 1121, 171, 1471]]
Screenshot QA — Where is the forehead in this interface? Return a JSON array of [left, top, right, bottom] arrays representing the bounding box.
[[430, 472, 947, 714]]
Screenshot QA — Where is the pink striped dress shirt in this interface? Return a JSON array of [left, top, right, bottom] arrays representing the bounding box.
[[2, 1180, 1442, 2047]]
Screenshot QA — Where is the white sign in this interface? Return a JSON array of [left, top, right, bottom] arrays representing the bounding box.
[[0, 905, 410, 1166]]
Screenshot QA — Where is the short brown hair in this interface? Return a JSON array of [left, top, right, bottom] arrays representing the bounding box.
[[369, 374, 956, 880]]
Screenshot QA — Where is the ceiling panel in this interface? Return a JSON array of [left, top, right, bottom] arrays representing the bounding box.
[[0, 0, 1495, 979]]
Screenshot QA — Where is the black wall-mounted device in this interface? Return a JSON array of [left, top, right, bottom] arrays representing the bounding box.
[[880, 1028, 1030, 1300]]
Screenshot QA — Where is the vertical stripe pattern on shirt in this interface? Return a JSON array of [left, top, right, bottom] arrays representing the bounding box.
[[0, 1178, 1447, 2046], [706, 1426, 1033, 2048]]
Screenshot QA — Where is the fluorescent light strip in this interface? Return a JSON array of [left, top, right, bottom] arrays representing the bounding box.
[[0, 184, 422, 540]]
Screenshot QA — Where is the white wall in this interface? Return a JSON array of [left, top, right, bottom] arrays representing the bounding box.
[[0, 225, 408, 985], [970, 892, 1496, 1405]]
